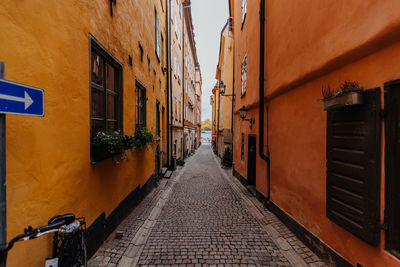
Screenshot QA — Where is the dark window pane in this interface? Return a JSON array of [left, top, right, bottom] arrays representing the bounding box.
[[107, 94, 115, 120], [91, 51, 104, 86], [107, 64, 115, 92], [91, 119, 105, 136], [91, 88, 105, 119], [107, 121, 116, 132]]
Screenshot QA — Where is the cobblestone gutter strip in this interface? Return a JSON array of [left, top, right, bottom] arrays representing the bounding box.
[[211, 149, 315, 267], [117, 154, 198, 267]]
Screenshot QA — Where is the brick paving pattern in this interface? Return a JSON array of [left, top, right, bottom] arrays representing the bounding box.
[[90, 145, 328, 266]]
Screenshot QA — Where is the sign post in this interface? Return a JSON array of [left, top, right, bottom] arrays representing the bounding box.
[[0, 64, 44, 266], [0, 62, 6, 267]]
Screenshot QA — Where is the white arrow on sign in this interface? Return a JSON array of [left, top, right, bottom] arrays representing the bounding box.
[[0, 91, 34, 110]]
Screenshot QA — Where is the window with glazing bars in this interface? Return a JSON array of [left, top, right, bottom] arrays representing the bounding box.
[[155, 8, 160, 58], [135, 81, 146, 129], [156, 100, 160, 138], [90, 39, 122, 138]]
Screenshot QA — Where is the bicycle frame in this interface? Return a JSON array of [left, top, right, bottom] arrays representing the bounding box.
[[1, 215, 86, 267]]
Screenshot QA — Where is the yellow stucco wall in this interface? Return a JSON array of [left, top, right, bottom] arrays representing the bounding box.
[[0, 0, 167, 266], [218, 25, 234, 135]]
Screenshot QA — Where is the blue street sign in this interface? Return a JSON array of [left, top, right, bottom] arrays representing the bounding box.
[[0, 79, 44, 116]]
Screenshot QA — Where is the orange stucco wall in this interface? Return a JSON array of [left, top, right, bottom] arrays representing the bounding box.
[[0, 0, 167, 266], [232, 0, 400, 266]]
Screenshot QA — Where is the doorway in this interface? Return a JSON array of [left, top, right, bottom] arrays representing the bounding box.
[[247, 135, 256, 186]]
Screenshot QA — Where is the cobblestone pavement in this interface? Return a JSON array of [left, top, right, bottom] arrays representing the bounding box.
[[90, 145, 327, 267]]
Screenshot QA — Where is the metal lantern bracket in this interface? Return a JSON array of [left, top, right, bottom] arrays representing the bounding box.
[[239, 105, 254, 128]]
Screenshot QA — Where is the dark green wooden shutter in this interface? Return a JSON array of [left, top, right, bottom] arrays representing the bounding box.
[[326, 88, 381, 246], [384, 80, 400, 257]]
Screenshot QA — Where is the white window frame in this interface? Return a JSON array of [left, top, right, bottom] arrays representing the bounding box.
[[241, 54, 247, 96], [242, 0, 247, 23]]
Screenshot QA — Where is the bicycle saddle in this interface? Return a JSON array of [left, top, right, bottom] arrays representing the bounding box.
[[48, 213, 76, 225]]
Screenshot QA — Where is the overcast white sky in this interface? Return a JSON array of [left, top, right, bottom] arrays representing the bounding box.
[[191, 0, 229, 121]]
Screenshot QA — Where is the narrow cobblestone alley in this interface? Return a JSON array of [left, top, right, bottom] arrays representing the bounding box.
[[90, 145, 327, 267]]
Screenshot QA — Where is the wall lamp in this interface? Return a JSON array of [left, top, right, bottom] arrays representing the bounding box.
[[239, 105, 255, 128], [219, 81, 234, 97]]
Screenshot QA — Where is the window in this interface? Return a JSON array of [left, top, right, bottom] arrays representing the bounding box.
[[139, 42, 144, 62], [156, 100, 160, 138], [179, 101, 181, 122], [155, 8, 160, 59], [174, 140, 177, 156], [135, 80, 146, 129], [174, 55, 177, 77], [242, 0, 247, 24], [170, 0, 174, 20], [161, 34, 164, 68], [90, 38, 122, 139], [174, 98, 177, 120], [241, 133, 245, 161], [241, 55, 247, 96]]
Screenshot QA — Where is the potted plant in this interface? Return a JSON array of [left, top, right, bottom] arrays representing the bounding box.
[[322, 80, 364, 110], [92, 130, 134, 163], [221, 146, 233, 169]]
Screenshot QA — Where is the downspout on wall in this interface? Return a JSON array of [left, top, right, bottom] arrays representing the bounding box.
[[230, 17, 234, 160], [167, 0, 173, 168], [182, 3, 185, 159], [258, 0, 271, 204]]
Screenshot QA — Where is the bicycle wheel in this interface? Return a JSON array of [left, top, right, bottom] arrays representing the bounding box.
[[58, 230, 87, 267]]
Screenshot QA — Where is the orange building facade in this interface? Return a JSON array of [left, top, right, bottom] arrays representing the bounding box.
[[0, 0, 168, 266], [231, 0, 400, 266]]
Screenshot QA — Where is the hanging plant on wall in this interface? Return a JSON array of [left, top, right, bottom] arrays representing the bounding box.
[[92, 131, 134, 164], [321, 80, 364, 110]]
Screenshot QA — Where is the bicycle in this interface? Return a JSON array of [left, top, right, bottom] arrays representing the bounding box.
[[0, 213, 87, 267]]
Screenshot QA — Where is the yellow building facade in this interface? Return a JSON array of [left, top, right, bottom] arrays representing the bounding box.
[[214, 22, 234, 158], [0, 0, 167, 265]]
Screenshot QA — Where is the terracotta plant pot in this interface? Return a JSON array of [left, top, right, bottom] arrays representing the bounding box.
[[323, 91, 363, 110]]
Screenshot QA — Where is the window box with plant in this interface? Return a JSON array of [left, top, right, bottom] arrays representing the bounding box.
[[133, 127, 154, 148], [92, 131, 134, 164], [322, 80, 364, 110]]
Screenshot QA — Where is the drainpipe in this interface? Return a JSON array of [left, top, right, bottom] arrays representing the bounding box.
[[167, 0, 173, 169], [182, 4, 185, 159], [166, 0, 170, 168], [258, 0, 271, 204], [230, 18, 235, 164]]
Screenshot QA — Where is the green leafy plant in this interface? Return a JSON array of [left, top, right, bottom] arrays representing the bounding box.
[[133, 127, 154, 148], [93, 131, 134, 154], [221, 146, 233, 168], [177, 158, 185, 166], [322, 80, 364, 100], [92, 131, 135, 164]]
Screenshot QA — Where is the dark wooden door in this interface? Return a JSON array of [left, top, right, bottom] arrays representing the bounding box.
[[385, 80, 400, 257], [247, 135, 256, 185]]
